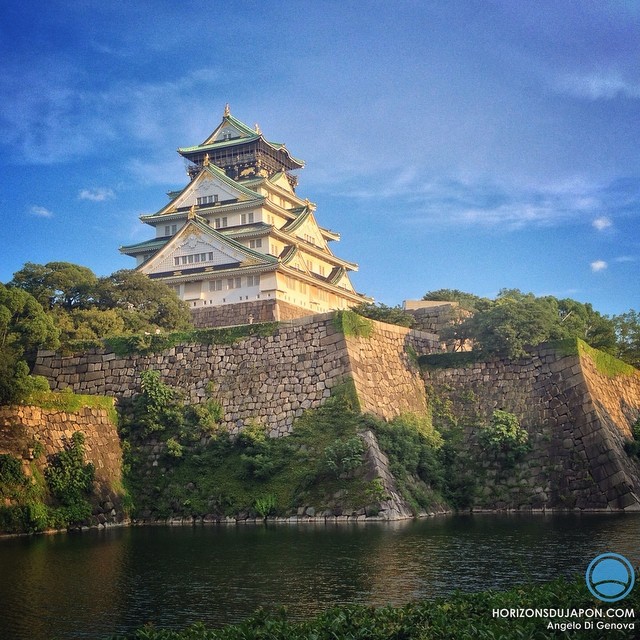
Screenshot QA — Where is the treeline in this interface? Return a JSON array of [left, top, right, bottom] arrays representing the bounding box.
[[1, 261, 192, 404], [2, 260, 639, 405], [354, 288, 640, 365]]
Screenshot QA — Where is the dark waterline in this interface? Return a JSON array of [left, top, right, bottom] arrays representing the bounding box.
[[1, 513, 639, 639]]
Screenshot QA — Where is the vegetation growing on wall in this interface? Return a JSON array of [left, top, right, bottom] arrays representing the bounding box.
[[373, 413, 444, 513], [477, 410, 530, 467], [577, 338, 638, 378], [332, 310, 374, 338], [121, 374, 454, 520], [0, 431, 97, 534], [64, 322, 281, 356], [23, 387, 118, 424], [122, 381, 382, 520]]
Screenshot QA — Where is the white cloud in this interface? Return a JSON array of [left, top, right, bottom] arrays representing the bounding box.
[[590, 260, 608, 272], [78, 188, 115, 202], [592, 216, 612, 231], [29, 205, 53, 218], [615, 255, 636, 263]]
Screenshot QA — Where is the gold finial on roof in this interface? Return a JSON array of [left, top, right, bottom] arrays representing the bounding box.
[[224, 103, 230, 116], [254, 123, 261, 134], [188, 204, 196, 220], [203, 153, 210, 167]]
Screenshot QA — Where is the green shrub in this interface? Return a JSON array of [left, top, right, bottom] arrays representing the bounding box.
[[478, 410, 530, 466], [109, 574, 640, 640], [254, 493, 277, 518], [45, 431, 95, 525], [624, 417, 640, 457], [322, 436, 365, 477], [373, 413, 444, 513], [166, 437, 183, 458], [0, 454, 26, 488]]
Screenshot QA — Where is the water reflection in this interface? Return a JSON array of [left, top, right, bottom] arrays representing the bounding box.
[[0, 514, 638, 639]]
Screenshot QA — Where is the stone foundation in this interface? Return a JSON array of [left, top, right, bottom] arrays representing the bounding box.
[[35, 313, 440, 437], [190, 299, 313, 328]]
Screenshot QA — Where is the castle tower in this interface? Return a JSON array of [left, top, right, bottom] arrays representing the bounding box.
[[119, 106, 370, 326]]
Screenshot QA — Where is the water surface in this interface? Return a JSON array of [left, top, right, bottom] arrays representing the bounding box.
[[1, 513, 638, 639]]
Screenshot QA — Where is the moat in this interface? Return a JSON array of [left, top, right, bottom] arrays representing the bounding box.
[[1, 513, 639, 640]]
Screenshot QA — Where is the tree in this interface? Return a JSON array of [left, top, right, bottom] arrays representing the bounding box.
[[9, 263, 192, 346], [612, 310, 640, 368], [467, 290, 558, 359], [95, 270, 192, 333], [350, 302, 415, 327], [422, 289, 491, 312], [0, 284, 59, 404], [10, 262, 98, 310], [552, 298, 616, 353], [437, 289, 619, 360]]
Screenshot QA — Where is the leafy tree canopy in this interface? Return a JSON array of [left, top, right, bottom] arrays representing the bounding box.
[[611, 310, 640, 368], [438, 288, 619, 360], [0, 283, 58, 404], [8, 263, 192, 345], [10, 262, 98, 311], [95, 269, 192, 333], [422, 289, 492, 312]]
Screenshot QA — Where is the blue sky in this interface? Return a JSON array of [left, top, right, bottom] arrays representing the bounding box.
[[1, 1, 639, 315]]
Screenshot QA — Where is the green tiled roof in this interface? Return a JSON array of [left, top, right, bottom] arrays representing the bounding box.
[[119, 237, 170, 254], [178, 112, 304, 167]]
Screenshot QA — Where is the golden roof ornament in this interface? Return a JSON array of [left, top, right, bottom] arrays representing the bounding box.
[[254, 123, 262, 134], [203, 153, 210, 167], [188, 204, 196, 220], [224, 103, 230, 117]]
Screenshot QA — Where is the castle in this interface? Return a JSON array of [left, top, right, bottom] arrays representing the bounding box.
[[120, 106, 370, 326]]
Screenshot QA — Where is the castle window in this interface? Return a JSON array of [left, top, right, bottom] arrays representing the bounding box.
[[209, 279, 222, 291], [174, 257, 180, 266], [227, 277, 242, 289], [241, 212, 254, 225], [249, 239, 262, 249], [214, 217, 228, 229], [247, 275, 260, 287]]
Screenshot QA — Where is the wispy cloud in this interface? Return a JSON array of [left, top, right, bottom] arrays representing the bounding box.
[[0, 66, 223, 165], [78, 187, 115, 202], [590, 260, 608, 272], [555, 73, 640, 101], [592, 216, 612, 231], [614, 255, 636, 263], [29, 205, 53, 218], [332, 170, 634, 232]]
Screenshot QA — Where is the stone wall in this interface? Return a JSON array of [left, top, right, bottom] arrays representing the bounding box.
[[190, 299, 313, 328], [0, 404, 125, 525], [34, 313, 440, 437], [424, 344, 640, 511], [346, 321, 429, 419]]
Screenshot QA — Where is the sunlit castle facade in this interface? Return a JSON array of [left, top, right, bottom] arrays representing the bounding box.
[[120, 106, 370, 326]]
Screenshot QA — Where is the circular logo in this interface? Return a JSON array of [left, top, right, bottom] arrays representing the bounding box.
[[585, 553, 635, 602]]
